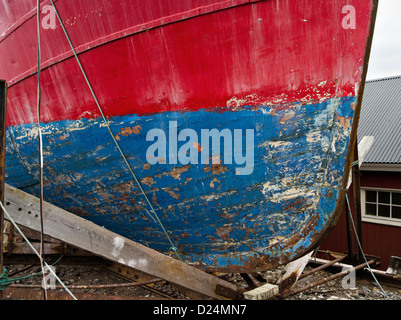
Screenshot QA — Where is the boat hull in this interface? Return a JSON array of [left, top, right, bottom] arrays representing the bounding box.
[[0, 0, 377, 272]]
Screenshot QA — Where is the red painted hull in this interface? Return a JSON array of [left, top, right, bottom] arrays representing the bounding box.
[[2, 0, 372, 126]]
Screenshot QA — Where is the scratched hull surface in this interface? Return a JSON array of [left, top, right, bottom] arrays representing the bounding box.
[[0, 0, 376, 272]]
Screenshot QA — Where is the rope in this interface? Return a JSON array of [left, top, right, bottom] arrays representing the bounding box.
[[345, 192, 391, 299], [0, 267, 11, 291], [48, 0, 183, 261], [351, 159, 359, 167], [0, 256, 64, 291], [1, 266, 38, 290], [36, 0, 47, 299], [0, 201, 78, 299]]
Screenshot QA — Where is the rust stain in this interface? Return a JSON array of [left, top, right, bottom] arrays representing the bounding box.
[[59, 133, 69, 140], [145, 164, 191, 183], [216, 226, 232, 240], [279, 110, 295, 124], [143, 163, 151, 170], [203, 158, 228, 175], [134, 203, 145, 212], [279, 271, 298, 293], [163, 188, 180, 200], [115, 125, 142, 141], [192, 142, 203, 153], [152, 193, 159, 206], [336, 114, 351, 129], [209, 177, 220, 188], [166, 164, 190, 180], [141, 176, 155, 187], [69, 207, 90, 216]]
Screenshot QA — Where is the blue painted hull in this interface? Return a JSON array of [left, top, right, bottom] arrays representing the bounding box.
[[6, 96, 354, 271]]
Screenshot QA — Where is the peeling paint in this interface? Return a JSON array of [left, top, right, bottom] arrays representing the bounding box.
[[279, 110, 296, 124], [141, 176, 155, 187], [2, 0, 374, 272], [163, 188, 180, 200], [4, 96, 356, 272], [115, 125, 142, 141]]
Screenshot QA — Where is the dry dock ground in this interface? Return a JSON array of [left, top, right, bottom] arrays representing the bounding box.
[[2, 260, 401, 300]]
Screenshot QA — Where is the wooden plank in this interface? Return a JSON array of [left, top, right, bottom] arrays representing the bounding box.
[[4, 220, 63, 244], [0, 80, 7, 295], [4, 242, 66, 255], [3, 184, 239, 299], [386, 256, 401, 275], [280, 260, 376, 299], [346, 136, 374, 189], [243, 283, 279, 300], [352, 138, 363, 262], [276, 251, 314, 293], [103, 261, 212, 300], [346, 135, 374, 263], [345, 195, 356, 263]]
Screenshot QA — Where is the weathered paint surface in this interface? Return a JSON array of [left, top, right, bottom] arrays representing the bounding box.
[[0, 0, 376, 271], [5, 97, 355, 270]]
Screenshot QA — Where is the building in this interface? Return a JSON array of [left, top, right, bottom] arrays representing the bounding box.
[[322, 75, 401, 270]]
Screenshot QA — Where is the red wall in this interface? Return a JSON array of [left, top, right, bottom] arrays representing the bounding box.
[[321, 171, 401, 270]]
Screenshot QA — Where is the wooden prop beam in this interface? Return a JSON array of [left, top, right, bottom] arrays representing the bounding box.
[[0, 80, 7, 299], [3, 184, 240, 299]]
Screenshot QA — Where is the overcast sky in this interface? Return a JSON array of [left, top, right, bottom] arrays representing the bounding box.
[[366, 0, 401, 80]]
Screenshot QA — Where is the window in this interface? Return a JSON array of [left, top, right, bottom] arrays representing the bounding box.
[[362, 188, 401, 227]]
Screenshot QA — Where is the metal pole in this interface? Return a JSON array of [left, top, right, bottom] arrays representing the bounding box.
[[0, 80, 7, 300], [279, 259, 375, 299], [345, 193, 356, 264], [9, 277, 163, 289], [298, 254, 347, 280], [352, 137, 363, 262]]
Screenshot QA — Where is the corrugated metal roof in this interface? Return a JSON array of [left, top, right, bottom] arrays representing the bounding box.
[[357, 75, 401, 164]]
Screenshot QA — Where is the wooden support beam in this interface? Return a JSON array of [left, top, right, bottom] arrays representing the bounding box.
[[346, 136, 374, 190], [243, 283, 279, 300], [352, 137, 363, 262], [345, 196, 356, 264], [102, 261, 212, 300], [279, 259, 376, 299], [3, 184, 240, 300], [0, 80, 7, 300], [299, 254, 347, 280], [276, 251, 314, 293], [346, 136, 374, 263]]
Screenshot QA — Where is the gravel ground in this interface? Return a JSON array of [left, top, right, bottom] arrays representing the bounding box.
[[3, 262, 401, 300], [262, 265, 401, 300], [3, 263, 187, 299]]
